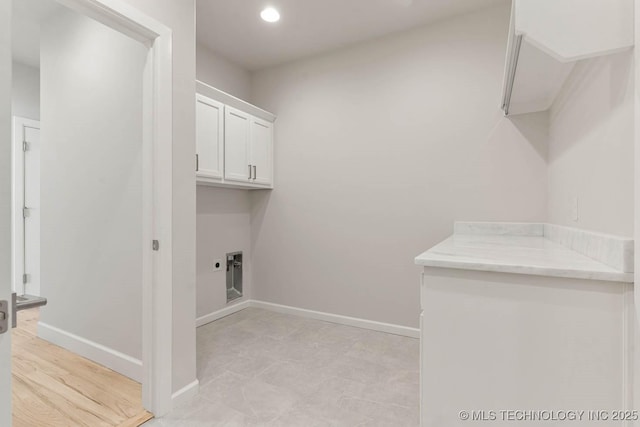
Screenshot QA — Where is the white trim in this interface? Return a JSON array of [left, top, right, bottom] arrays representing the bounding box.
[[196, 300, 419, 339], [48, 0, 174, 416], [196, 300, 251, 327], [196, 80, 276, 123], [37, 322, 143, 382], [11, 116, 40, 295], [250, 301, 420, 339], [142, 29, 174, 416], [171, 379, 200, 407]]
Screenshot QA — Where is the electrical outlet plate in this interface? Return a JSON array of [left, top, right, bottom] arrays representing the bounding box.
[[213, 259, 223, 272]]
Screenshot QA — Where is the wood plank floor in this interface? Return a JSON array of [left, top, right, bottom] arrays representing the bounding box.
[[12, 308, 153, 427]]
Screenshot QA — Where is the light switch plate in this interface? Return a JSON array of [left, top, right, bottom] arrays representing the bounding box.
[[213, 259, 223, 272]]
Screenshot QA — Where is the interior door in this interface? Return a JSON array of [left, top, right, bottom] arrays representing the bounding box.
[[0, 0, 12, 423], [22, 120, 41, 296], [196, 94, 224, 179], [224, 106, 251, 183], [249, 117, 273, 186]]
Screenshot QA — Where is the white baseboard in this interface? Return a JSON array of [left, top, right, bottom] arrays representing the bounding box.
[[196, 300, 251, 327], [172, 379, 199, 407], [196, 299, 419, 338], [37, 321, 143, 382], [250, 300, 420, 338]]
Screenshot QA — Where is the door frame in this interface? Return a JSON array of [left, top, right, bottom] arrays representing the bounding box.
[[9, 0, 174, 418], [11, 116, 40, 296]]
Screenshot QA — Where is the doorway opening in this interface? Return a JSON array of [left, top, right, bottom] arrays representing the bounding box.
[[12, 117, 42, 300], [5, 0, 174, 424]]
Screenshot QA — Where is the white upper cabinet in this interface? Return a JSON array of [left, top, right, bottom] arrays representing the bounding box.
[[501, 0, 633, 116], [195, 81, 275, 189], [249, 117, 273, 186], [224, 106, 252, 183], [196, 94, 224, 180]]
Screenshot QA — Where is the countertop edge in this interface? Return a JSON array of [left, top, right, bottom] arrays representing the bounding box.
[[414, 257, 634, 283]]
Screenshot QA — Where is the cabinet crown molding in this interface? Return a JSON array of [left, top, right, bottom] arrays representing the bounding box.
[[196, 80, 276, 123]]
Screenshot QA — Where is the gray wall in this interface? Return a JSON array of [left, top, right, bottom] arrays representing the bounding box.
[[12, 61, 39, 120], [197, 43, 251, 100], [196, 48, 253, 320], [547, 52, 634, 237], [40, 8, 146, 361], [249, 4, 548, 328], [196, 189, 252, 319]]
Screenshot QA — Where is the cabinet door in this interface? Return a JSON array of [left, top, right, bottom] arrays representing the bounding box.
[[224, 106, 251, 183], [195, 94, 224, 179], [249, 116, 273, 186]]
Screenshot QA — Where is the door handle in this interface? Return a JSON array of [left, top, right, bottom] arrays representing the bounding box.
[[0, 300, 7, 334], [0, 295, 49, 335], [248, 164, 252, 180], [253, 166, 256, 180], [11, 293, 16, 329], [196, 154, 199, 172], [15, 293, 48, 312]]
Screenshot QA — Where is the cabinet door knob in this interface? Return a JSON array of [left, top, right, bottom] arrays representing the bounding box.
[[248, 164, 252, 180], [253, 165, 257, 181]]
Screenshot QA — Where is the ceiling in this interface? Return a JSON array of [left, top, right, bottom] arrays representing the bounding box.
[[12, 0, 63, 67], [197, 0, 507, 71], [14, 0, 506, 70]]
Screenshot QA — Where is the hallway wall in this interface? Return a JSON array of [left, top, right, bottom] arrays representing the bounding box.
[[39, 7, 146, 379], [11, 61, 39, 120]]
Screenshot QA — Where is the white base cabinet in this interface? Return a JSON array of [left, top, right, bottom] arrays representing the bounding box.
[[196, 81, 275, 190], [420, 267, 633, 426]]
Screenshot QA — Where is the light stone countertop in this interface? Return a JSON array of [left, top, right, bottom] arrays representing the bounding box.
[[415, 222, 634, 283]]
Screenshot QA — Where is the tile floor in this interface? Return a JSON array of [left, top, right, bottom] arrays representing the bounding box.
[[144, 308, 419, 426]]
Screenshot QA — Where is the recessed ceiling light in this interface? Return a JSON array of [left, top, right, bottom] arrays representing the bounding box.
[[260, 7, 280, 23]]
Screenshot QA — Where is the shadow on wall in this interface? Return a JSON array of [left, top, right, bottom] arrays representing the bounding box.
[[508, 111, 549, 161], [249, 189, 272, 252], [548, 51, 633, 159]]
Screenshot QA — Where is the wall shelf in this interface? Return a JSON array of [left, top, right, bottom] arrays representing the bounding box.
[[501, 0, 633, 116], [195, 83, 275, 190]]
